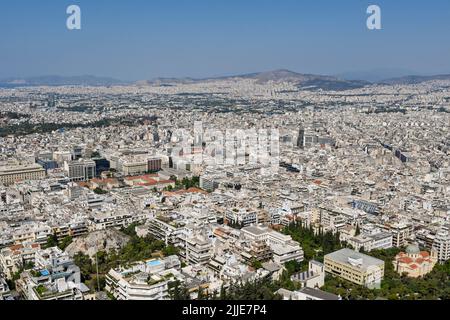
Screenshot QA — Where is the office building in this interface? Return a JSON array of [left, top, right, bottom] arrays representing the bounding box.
[[324, 248, 385, 289], [0, 164, 46, 186], [64, 159, 96, 182]]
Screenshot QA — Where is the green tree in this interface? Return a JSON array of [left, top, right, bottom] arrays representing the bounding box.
[[58, 236, 73, 251], [355, 224, 361, 236], [169, 280, 190, 300], [162, 245, 180, 257], [44, 233, 59, 249], [251, 259, 263, 270]]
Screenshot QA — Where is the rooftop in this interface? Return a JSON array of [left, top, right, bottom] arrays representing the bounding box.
[[325, 248, 384, 270]]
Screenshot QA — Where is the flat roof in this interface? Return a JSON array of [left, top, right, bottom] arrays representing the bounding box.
[[241, 226, 268, 235], [325, 248, 384, 270], [299, 287, 340, 300]]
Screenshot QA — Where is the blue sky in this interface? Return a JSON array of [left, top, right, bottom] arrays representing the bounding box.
[[1, 0, 449, 80]]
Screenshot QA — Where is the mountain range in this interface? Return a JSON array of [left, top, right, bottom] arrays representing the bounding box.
[[2, 70, 450, 90], [0, 75, 127, 87]]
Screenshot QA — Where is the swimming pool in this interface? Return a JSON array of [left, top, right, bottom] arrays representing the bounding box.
[[40, 269, 50, 276], [146, 260, 162, 267]]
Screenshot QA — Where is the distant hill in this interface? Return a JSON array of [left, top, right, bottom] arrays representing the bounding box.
[[135, 77, 196, 86], [337, 68, 417, 83], [141, 69, 372, 91], [0, 75, 127, 87], [4, 70, 450, 90], [379, 74, 450, 85]]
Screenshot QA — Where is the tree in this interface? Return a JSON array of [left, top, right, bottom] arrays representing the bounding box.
[[58, 236, 73, 251], [197, 286, 209, 300], [251, 259, 263, 270], [283, 222, 343, 262], [94, 188, 108, 195], [162, 245, 180, 257], [225, 278, 282, 300], [120, 223, 140, 237], [355, 224, 361, 236], [169, 280, 190, 300], [44, 233, 59, 249], [219, 285, 227, 300]]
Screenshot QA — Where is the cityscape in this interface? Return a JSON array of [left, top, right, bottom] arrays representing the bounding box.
[[0, 0, 449, 307]]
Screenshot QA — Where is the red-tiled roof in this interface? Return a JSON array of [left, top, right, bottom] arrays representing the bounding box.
[[124, 174, 158, 181], [398, 257, 413, 264], [9, 244, 24, 251]]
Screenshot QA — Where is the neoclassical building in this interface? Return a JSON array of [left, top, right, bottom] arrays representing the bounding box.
[[393, 244, 438, 278]]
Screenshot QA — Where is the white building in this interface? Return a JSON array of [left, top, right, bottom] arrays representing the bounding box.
[[185, 236, 213, 265], [432, 228, 450, 263], [105, 257, 183, 300], [241, 226, 304, 264], [347, 232, 393, 252]]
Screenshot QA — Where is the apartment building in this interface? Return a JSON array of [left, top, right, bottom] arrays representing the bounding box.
[[105, 257, 183, 300], [225, 209, 258, 227], [17, 271, 86, 300], [241, 226, 304, 264], [432, 228, 450, 263], [324, 248, 385, 289], [87, 211, 148, 231], [10, 224, 52, 246], [347, 232, 393, 252], [0, 277, 11, 300], [146, 215, 186, 247], [240, 240, 273, 264], [16, 247, 87, 300], [53, 221, 88, 241], [0, 243, 40, 279], [185, 236, 213, 265], [385, 223, 413, 248], [318, 207, 346, 232]]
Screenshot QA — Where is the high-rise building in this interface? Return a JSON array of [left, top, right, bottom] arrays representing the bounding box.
[[148, 158, 162, 172], [72, 146, 83, 160], [93, 158, 110, 177], [297, 127, 305, 148]]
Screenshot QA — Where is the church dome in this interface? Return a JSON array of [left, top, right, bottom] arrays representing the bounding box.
[[405, 244, 420, 254]]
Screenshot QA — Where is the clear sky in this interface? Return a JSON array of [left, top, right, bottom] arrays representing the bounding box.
[[1, 0, 450, 80]]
